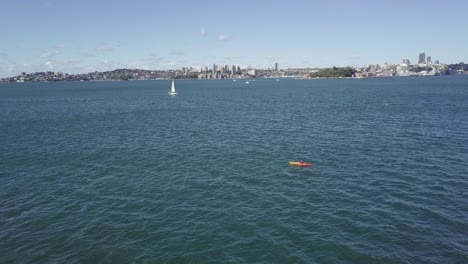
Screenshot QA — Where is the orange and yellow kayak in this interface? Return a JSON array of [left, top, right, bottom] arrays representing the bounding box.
[[289, 161, 312, 167]]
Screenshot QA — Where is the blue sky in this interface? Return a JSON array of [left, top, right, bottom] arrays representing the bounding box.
[[0, 0, 467, 77]]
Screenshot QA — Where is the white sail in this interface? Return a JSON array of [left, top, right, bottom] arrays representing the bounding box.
[[168, 79, 178, 95], [171, 80, 175, 93]]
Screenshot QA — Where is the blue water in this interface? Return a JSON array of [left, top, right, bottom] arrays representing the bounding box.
[[1, 76, 467, 263]]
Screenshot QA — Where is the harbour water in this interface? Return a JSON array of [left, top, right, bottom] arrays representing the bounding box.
[[1, 76, 467, 263]]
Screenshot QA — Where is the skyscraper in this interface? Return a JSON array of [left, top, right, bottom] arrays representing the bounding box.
[[427, 56, 432, 64], [232, 65, 236, 75], [213, 64, 217, 73], [402, 59, 411, 65], [418, 52, 425, 64], [275, 62, 278, 71]]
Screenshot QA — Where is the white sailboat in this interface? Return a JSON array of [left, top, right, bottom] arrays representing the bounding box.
[[168, 79, 178, 96]]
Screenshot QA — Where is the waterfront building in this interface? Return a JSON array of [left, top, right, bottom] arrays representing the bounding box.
[[275, 62, 278, 71], [402, 59, 411, 65]]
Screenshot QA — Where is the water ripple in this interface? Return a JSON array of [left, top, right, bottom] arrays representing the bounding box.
[[1, 77, 468, 263]]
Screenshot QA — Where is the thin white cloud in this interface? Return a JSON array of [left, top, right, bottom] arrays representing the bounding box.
[[223, 56, 234, 61], [44, 61, 53, 69], [44, 0, 57, 7], [265, 56, 280, 62], [217, 34, 230, 42], [143, 53, 164, 62], [40, 44, 64, 59], [1, 59, 89, 77], [82, 52, 95, 57], [300, 60, 311, 66], [41, 51, 52, 58], [169, 51, 185, 56], [66, 59, 81, 65], [82, 44, 116, 57], [163, 62, 177, 69], [3, 63, 41, 77], [95, 46, 114, 54]]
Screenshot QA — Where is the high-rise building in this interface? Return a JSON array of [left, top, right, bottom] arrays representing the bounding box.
[[402, 59, 411, 65], [213, 64, 217, 73], [232, 65, 236, 75], [427, 56, 432, 64], [237, 66, 241, 73], [418, 52, 425, 64], [275, 62, 278, 71], [435, 60, 440, 65]]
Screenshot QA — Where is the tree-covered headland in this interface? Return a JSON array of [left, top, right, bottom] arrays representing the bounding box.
[[309, 67, 356, 78]]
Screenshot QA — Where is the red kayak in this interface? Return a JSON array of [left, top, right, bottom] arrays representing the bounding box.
[[289, 161, 312, 167]]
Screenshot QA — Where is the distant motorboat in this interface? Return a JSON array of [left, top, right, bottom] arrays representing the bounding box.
[[168, 79, 178, 96], [245, 81, 250, 84], [233, 79, 236, 82]]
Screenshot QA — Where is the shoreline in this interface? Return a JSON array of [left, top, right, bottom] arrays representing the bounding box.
[[1, 74, 466, 84]]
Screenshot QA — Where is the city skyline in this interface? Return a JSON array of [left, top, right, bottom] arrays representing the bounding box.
[[1, 0, 468, 78]]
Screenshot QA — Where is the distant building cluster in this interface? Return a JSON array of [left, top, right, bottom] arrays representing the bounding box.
[[194, 62, 282, 79], [195, 64, 243, 79], [1, 62, 286, 83], [354, 52, 466, 78]]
